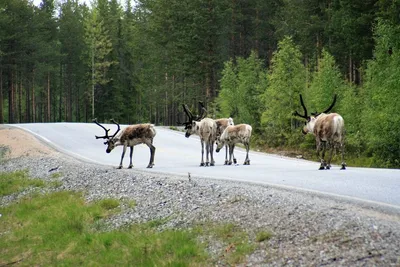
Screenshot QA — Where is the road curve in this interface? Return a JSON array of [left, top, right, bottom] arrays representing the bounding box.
[[9, 123, 400, 211]]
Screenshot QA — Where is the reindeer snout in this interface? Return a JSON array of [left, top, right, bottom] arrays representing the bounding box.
[[216, 148, 220, 153], [185, 132, 191, 138], [106, 149, 111, 153]]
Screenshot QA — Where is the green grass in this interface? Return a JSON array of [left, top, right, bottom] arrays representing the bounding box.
[[0, 170, 45, 196], [0, 190, 208, 266], [0, 171, 270, 266], [195, 222, 256, 265]]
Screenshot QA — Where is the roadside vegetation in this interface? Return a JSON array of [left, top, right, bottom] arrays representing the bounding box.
[[0, 171, 271, 266]]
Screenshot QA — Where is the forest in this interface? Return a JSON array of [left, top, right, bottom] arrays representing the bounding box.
[[0, 0, 399, 168]]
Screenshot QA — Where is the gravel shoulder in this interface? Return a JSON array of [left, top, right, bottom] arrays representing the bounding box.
[[1, 125, 400, 266]]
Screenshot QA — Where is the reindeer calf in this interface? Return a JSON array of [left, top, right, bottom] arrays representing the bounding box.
[[216, 124, 252, 165], [215, 117, 236, 165]]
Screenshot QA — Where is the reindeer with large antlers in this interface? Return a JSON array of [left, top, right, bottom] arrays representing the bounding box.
[[93, 119, 156, 169], [294, 95, 346, 170], [181, 103, 217, 166]]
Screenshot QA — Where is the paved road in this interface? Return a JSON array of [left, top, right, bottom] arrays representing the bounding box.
[[10, 123, 400, 210]]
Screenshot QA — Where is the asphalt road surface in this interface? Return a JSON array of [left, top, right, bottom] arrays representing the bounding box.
[[10, 123, 400, 211]]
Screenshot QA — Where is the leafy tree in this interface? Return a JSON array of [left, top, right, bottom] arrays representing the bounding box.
[[306, 49, 344, 113], [216, 51, 265, 128], [261, 36, 306, 147], [84, 7, 115, 120], [361, 19, 400, 167]]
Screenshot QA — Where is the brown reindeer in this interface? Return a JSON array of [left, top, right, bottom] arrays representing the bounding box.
[[216, 124, 252, 165], [294, 95, 346, 170], [181, 103, 217, 166], [93, 119, 156, 169], [215, 117, 236, 165]]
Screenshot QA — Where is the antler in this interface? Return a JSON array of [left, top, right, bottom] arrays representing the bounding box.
[[321, 94, 337, 114], [293, 94, 309, 119], [182, 104, 193, 121], [110, 119, 121, 139], [93, 118, 111, 139], [194, 101, 207, 121]]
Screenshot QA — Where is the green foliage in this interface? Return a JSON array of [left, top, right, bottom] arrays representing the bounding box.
[[306, 49, 344, 112], [361, 20, 400, 167], [261, 36, 306, 147], [216, 51, 266, 129]]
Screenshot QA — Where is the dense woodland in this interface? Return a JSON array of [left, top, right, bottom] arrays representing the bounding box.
[[1, 0, 399, 167]]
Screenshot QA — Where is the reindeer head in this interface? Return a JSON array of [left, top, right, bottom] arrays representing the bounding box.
[[293, 94, 337, 134], [180, 102, 207, 138], [215, 137, 225, 152], [93, 118, 121, 153]]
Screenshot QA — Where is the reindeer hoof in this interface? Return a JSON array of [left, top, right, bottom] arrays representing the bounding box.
[[210, 162, 215, 166], [117, 166, 123, 169], [319, 166, 325, 170], [326, 165, 330, 170], [205, 162, 210, 167], [233, 159, 237, 164], [224, 160, 228, 165], [128, 165, 133, 169], [243, 161, 250, 165], [341, 165, 346, 170], [146, 164, 154, 168], [228, 162, 232, 165], [200, 163, 205, 167]]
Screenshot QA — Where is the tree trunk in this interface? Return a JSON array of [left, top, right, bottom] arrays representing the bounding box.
[[348, 53, 353, 83], [19, 74, 22, 122], [0, 67, 3, 123], [47, 72, 51, 122], [32, 69, 36, 122], [59, 63, 63, 122], [8, 67, 14, 123]]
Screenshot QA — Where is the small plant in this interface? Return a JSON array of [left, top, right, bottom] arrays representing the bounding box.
[[97, 198, 120, 210], [256, 230, 273, 242], [50, 172, 62, 179], [0, 145, 10, 161]]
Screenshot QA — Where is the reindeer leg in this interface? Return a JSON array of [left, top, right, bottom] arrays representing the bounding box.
[[228, 144, 234, 165], [244, 142, 250, 165], [326, 142, 334, 170], [316, 140, 324, 170], [340, 141, 346, 170], [233, 149, 237, 164], [128, 146, 134, 168], [205, 141, 210, 166], [200, 140, 205, 166], [210, 142, 215, 166], [224, 145, 229, 165], [320, 141, 327, 169], [147, 141, 156, 168], [118, 145, 127, 169]]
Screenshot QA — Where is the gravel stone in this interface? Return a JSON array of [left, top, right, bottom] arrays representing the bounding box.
[[1, 153, 400, 266]]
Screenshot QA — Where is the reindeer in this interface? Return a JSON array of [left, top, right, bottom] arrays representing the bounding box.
[[93, 119, 156, 169], [294, 94, 346, 170], [181, 103, 217, 166], [216, 124, 252, 165], [215, 117, 237, 165]]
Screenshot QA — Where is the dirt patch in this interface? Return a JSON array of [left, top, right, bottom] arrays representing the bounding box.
[[0, 126, 57, 159]]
